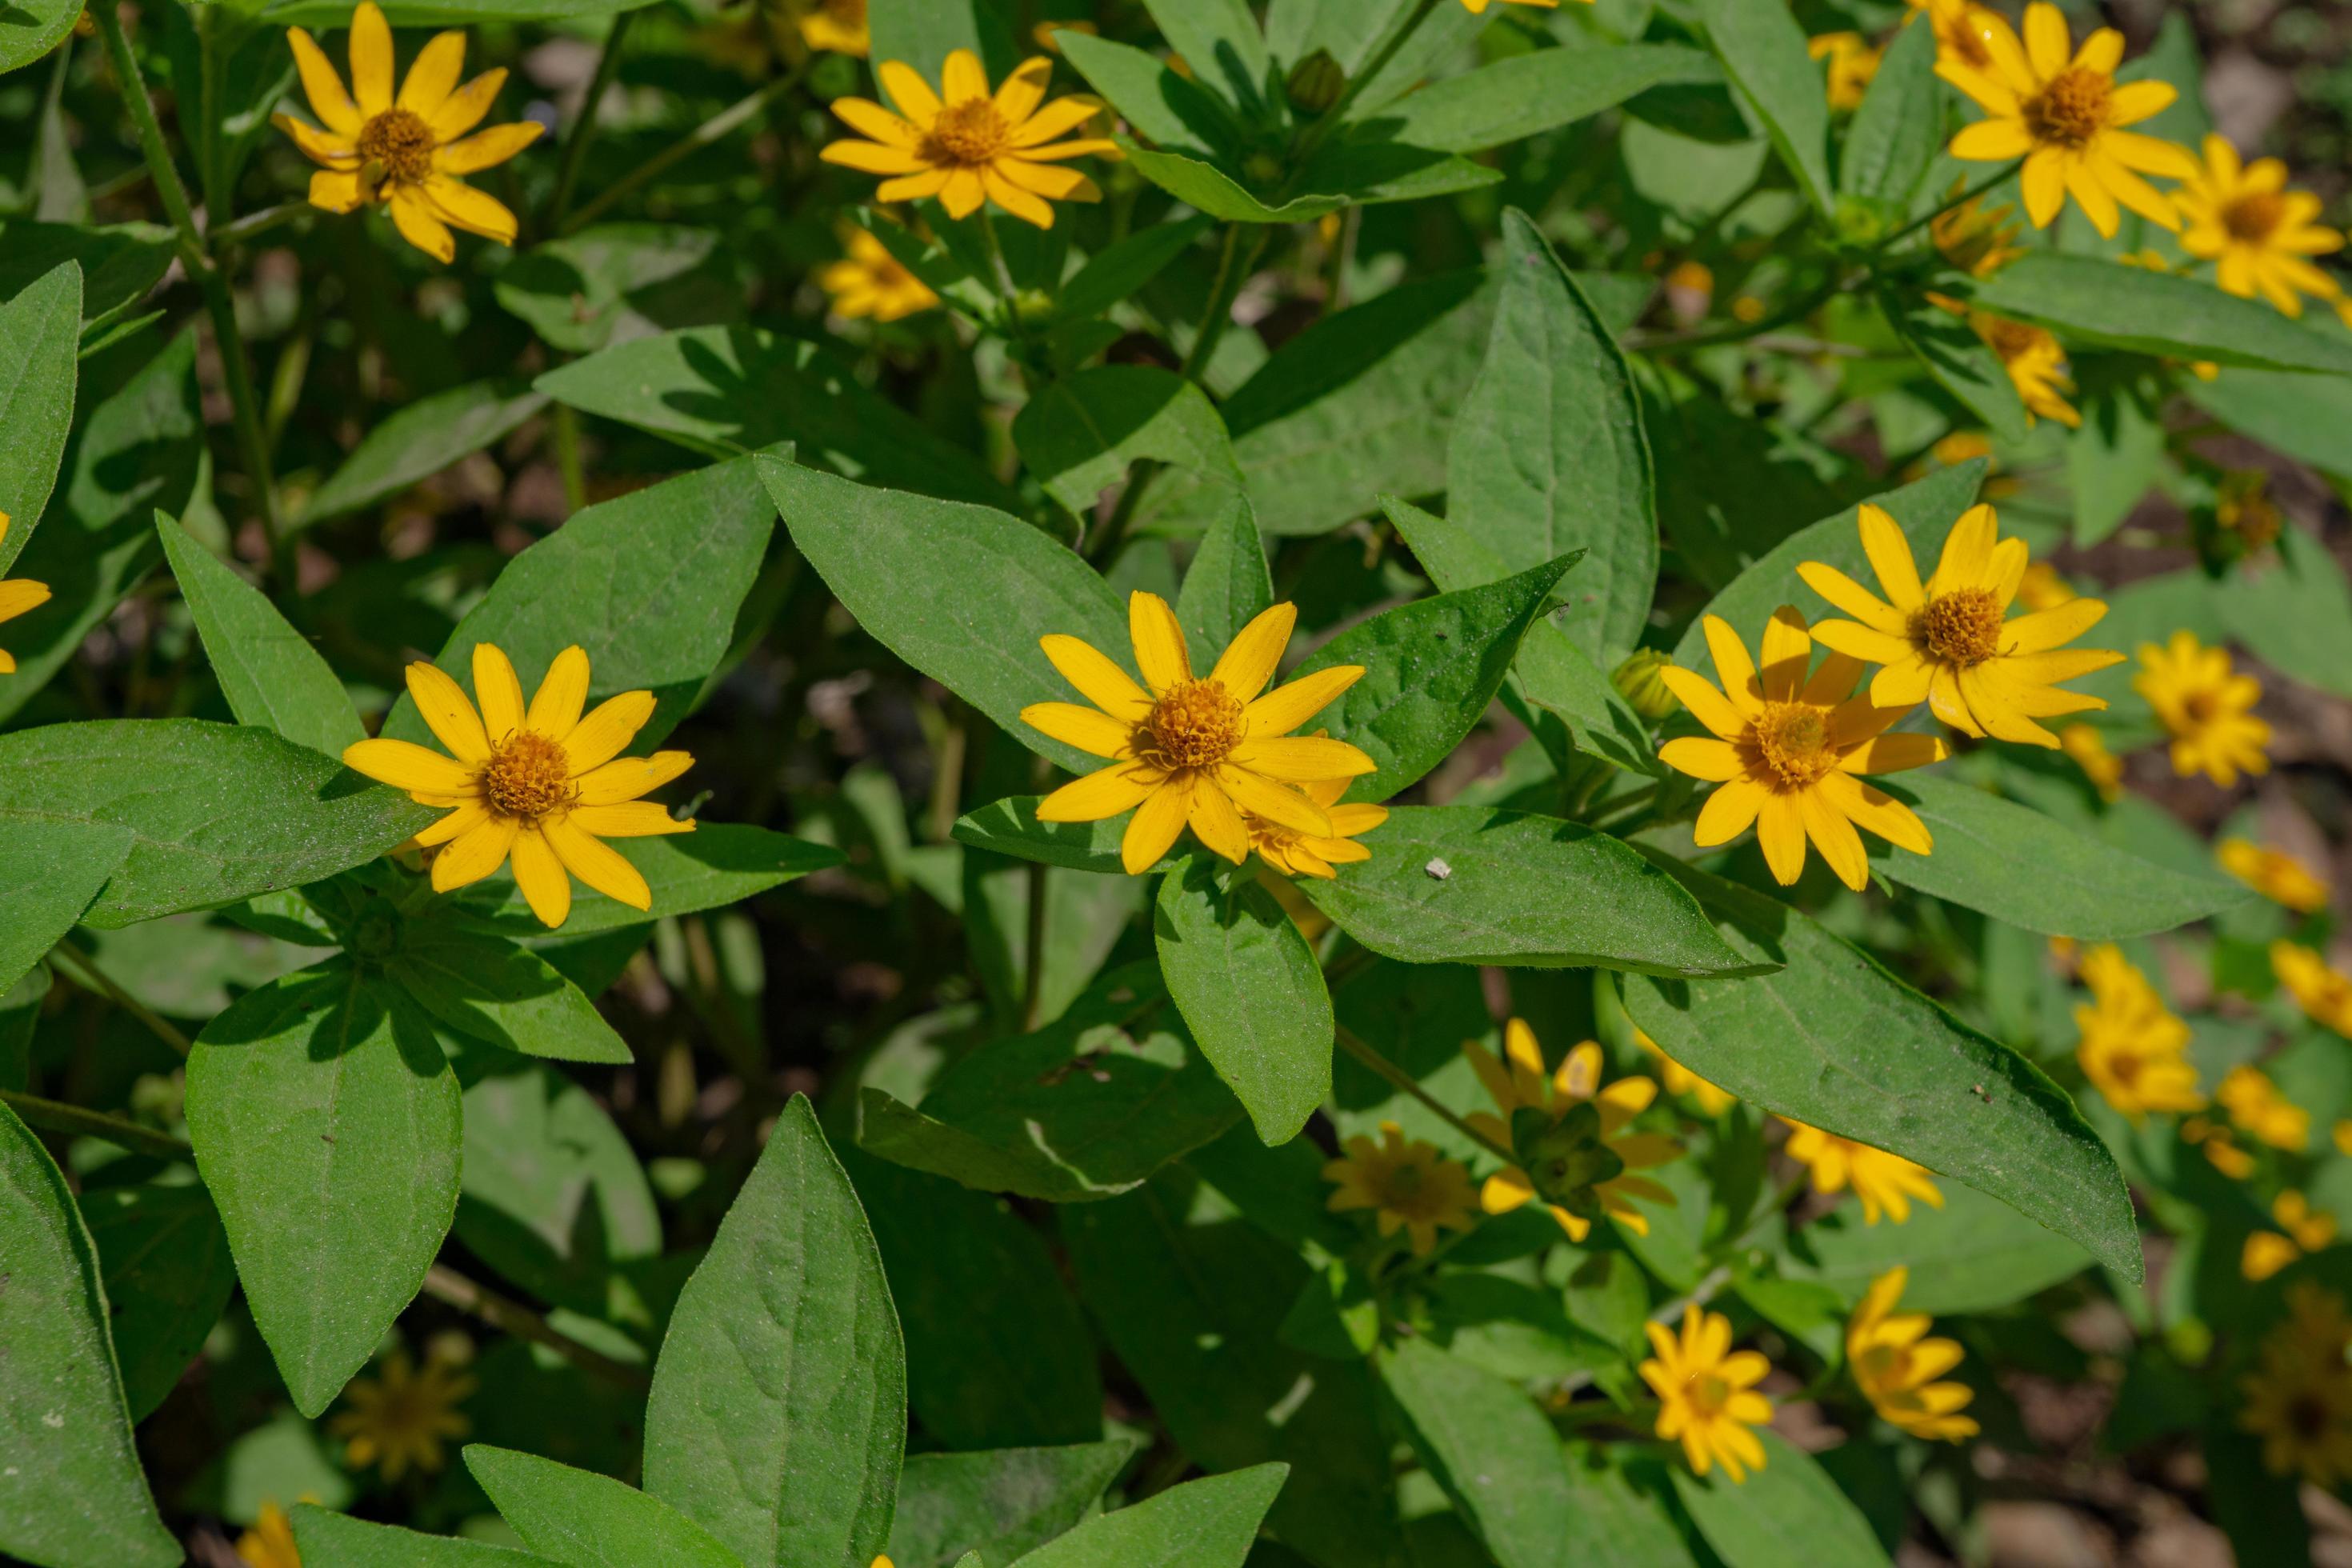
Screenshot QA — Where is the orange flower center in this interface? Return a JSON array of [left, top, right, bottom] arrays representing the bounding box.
[[1143, 679, 1243, 770], [1752, 702, 1836, 789], [2023, 68, 2112, 148], [2223, 190, 2289, 244], [1912, 588, 2004, 666], [358, 108, 437, 186], [1682, 1371, 1733, 1418], [923, 98, 1011, 167], [482, 732, 573, 819]]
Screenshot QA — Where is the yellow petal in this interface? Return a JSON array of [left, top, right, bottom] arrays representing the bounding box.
[[1796, 562, 1907, 635], [831, 96, 919, 146], [1658, 667, 1746, 742], [1757, 607, 1812, 702], [1243, 665, 1361, 738], [389, 186, 456, 262], [406, 661, 492, 762], [396, 30, 467, 118], [1207, 602, 1295, 704], [1122, 776, 1193, 874], [1021, 701, 1134, 758], [274, 112, 360, 167], [309, 168, 366, 214], [1187, 780, 1250, 863], [421, 175, 518, 245], [1756, 792, 1808, 886], [473, 643, 524, 742], [287, 27, 365, 136], [1216, 767, 1333, 838], [545, 814, 651, 910], [1801, 788, 1870, 892], [1702, 615, 1762, 713], [1660, 738, 1742, 782], [1694, 778, 1766, 847], [1226, 735, 1376, 782], [1128, 591, 1192, 694], [435, 122, 542, 178], [427, 68, 507, 142], [941, 47, 989, 103], [348, 1, 394, 118], [566, 802, 692, 838], [412, 802, 488, 848], [344, 738, 478, 796], [508, 826, 572, 927], [1038, 760, 1161, 822], [574, 750, 693, 805], [994, 55, 1052, 123], [1041, 634, 1153, 722], [562, 692, 658, 774], [1857, 505, 1925, 609], [982, 165, 1056, 228], [431, 815, 519, 891], [527, 646, 591, 735]]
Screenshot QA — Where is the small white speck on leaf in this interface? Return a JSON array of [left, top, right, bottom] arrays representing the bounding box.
[[1425, 858, 1452, 881]]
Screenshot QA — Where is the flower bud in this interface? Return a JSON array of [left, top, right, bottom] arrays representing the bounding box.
[[1286, 49, 1346, 114], [1610, 648, 1678, 722]]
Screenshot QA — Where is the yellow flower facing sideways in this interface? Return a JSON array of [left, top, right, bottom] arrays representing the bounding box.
[[236, 1501, 304, 1568], [1245, 762, 1388, 881], [1930, 182, 2026, 278], [1803, 503, 2119, 747], [1464, 1020, 1679, 1242], [1809, 32, 1882, 112], [2276, 942, 2352, 1038], [1972, 312, 2081, 429], [2218, 1063, 2310, 1153], [2242, 1283, 2352, 1488], [330, 1346, 475, 1482], [1938, 2, 2197, 238], [342, 644, 696, 928], [2175, 134, 2352, 324], [1322, 1122, 1480, 1255], [1641, 1306, 1774, 1482], [818, 227, 939, 322], [2222, 841, 2327, 914], [1847, 1267, 1981, 1442], [2074, 944, 2202, 1120], [1782, 1119, 1943, 1225], [273, 3, 542, 262], [794, 0, 868, 58], [1024, 596, 1374, 876], [0, 513, 53, 673], [2134, 630, 2270, 788], [822, 50, 1117, 227], [1658, 606, 1946, 891], [2243, 1190, 2336, 1283]]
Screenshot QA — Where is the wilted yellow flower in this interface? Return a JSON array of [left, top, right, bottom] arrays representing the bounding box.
[[1465, 1020, 1679, 1242], [2222, 842, 2327, 914], [1809, 32, 1881, 110], [1782, 1119, 1943, 1224], [1972, 312, 2081, 428], [236, 1502, 304, 1568], [1802, 503, 2118, 749], [342, 644, 695, 928], [1322, 1122, 1479, 1255], [2014, 562, 2076, 612], [2274, 942, 2352, 1038], [1245, 767, 1387, 881], [1023, 597, 1372, 876], [330, 1346, 474, 1482], [2243, 1283, 2352, 1486], [2244, 1190, 2336, 1282], [2134, 631, 2270, 787], [2074, 944, 2201, 1120], [1637, 1030, 1735, 1117], [822, 50, 1117, 228], [2176, 135, 2351, 323], [1641, 1306, 1773, 1482], [1847, 1267, 1980, 1442], [0, 514, 51, 674], [794, 0, 866, 57], [271, 3, 542, 262], [2058, 724, 2123, 802], [1939, 2, 2197, 238], [2213, 470, 2283, 552], [1657, 606, 1946, 891], [2218, 1063, 2310, 1153], [818, 227, 939, 322]]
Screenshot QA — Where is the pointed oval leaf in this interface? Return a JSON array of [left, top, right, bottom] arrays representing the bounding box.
[[292, 1503, 565, 1565], [82, 1180, 237, 1422], [157, 512, 366, 754], [0, 261, 80, 566], [1379, 1338, 1575, 1568], [389, 924, 634, 1063], [300, 379, 550, 529], [1011, 1464, 1288, 1568], [1670, 1430, 1890, 1568], [1971, 252, 2352, 375], [885, 1441, 1138, 1568], [466, 1446, 741, 1568], [1693, 0, 1834, 214]]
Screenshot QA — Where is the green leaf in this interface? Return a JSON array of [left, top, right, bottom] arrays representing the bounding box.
[[1175, 494, 1274, 657], [467, 1446, 741, 1568], [886, 1441, 1137, 1568], [536, 326, 1011, 506], [1056, 34, 1239, 161], [186, 965, 462, 1415], [1970, 253, 2352, 374], [0, 1101, 179, 1568], [2215, 524, 2352, 701], [0, 261, 79, 559], [1381, 43, 1720, 154], [950, 798, 1166, 876], [643, 1094, 906, 1567], [763, 453, 1125, 774], [1880, 285, 2030, 446], [1119, 143, 1349, 224], [388, 920, 634, 1063], [494, 224, 738, 355], [1057, 217, 1218, 323], [1446, 210, 1654, 660], [0, 0, 78, 77], [1299, 806, 1759, 976], [1838, 17, 1937, 204], [1693, 0, 1833, 215], [2186, 367, 2352, 482], [2066, 375, 2166, 546], [867, 0, 1016, 82], [301, 379, 550, 528], [1378, 1338, 1573, 1568], [291, 1505, 563, 1566], [1620, 855, 2142, 1279], [1783, 1181, 2092, 1315], [1140, 0, 1276, 126], [1670, 1430, 1890, 1568], [1872, 774, 2246, 938], [1155, 856, 1334, 1145], [0, 821, 134, 993], [1298, 553, 1583, 802], [1014, 366, 1242, 521], [1010, 1464, 1289, 1568], [157, 513, 366, 754], [1549, 1452, 1702, 1567], [0, 719, 429, 928], [454, 823, 842, 937], [0, 221, 172, 329], [81, 1180, 235, 1422]]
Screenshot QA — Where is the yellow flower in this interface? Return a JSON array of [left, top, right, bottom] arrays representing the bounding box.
[[1910, 0, 2004, 78], [2222, 842, 2327, 914], [2212, 470, 2283, 552], [342, 644, 696, 928], [1244, 763, 1388, 881], [2218, 1063, 2310, 1153], [2183, 1115, 2256, 1178], [2073, 944, 2202, 1120], [794, 0, 866, 58], [1803, 504, 2120, 749], [237, 1502, 304, 1568], [1640, 1305, 1774, 1482], [0, 513, 52, 674], [271, 3, 542, 263], [1781, 1119, 1943, 1224], [2134, 630, 2269, 788], [2243, 1284, 2352, 1486], [821, 50, 1117, 229], [2058, 724, 2122, 802], [1638, 1029, 1736, 1117], [1464, 1020, 1679, 1242], [2244, 1190, 2337, 1282], [330, 1347, 475, 1482], [1322, 1121, 1480, 1255], [1022, 596, 1374, 876], [1658, 606, 1946, 891], [818, 227, 939, 322], [1972, 312, 2081, 428], [1809, 32, 1882, 111], [1938, 2, 2198, 238], [2274, 942, 2352, 1038], [1846, 1267, 1980, 1442], [2175, 135, 2351, 323]]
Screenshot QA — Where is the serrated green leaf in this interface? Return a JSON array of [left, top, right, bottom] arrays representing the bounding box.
[[291, 1504, 563, 1565], [1838, 18, 1937, 203], [0, 261, 79, 561], [1382, 43, 1720, 154], [1970, 252, 2352, 374], [1014, 366, 1242, 521], [1011, 1464, 1289, 1568], [886, 1441, 1138, 1568], [158, 513, 366, 754], [454, 823, 842, 936], [468, 1446, 741, 1568], [301, 379, 550, 528], [388, 921, 634, 1063], [1379, 1338, 1574, 1568], [81, 1180, 235, 1422], [1175, 494, 1274, 656], [1694, 0, 1833, 215], [1121, 142, 1349, 223], [1670, 1430, 1890, 1568]]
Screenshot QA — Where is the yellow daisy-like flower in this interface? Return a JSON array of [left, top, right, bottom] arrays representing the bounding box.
[[271, 3, 542, 264], [2243, 1190, 2336, 1283], [1637, 1029, 1737, 1118], [0, 513, 53, 674], [2134, 630, 2269, 788], [1846, 1267, 1980, 1442], [2218, 1063, 2310, 1153], [1938, 2, 2198, 238], [329, 1347, 475, 1482], [818, 227, 939, 322], [1658, 606, 1946, 891], [2222, 842, 2327, 914], [2058, 724, 2122, 802], [2212, 470, 2284, 554], [2072, 944, 2201, 1120], [1781, 1119, 1943, 1225], [1802, 503, 2120, 747], [1022, 596, 1373, 877], [1640, 1306, 1774, 1483], [1463, 1020, 1679, 1242], [342, 643, 696, 929], [1971, 312, 2081, 429], [820, 50, 1117, 229], [794, 0, 867, 58], [1808, 33, 1882, 112], [236, 1501, 304, 1568], [2276, 942, 2352, 1038], [1322, 1121, 1480, 1256], [2175, 135, 2351, 323], [2243, 1284, 2352, 1487], [1244, 765, 1388, 881]]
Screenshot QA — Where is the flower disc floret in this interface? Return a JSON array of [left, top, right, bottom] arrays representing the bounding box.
[[1145, 679, 1245, 770], [482, 731, 574, 819]]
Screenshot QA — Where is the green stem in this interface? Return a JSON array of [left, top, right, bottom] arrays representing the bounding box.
[[546, 9, 638, 231], [198, 3, 230, 230], [420, 1264, 651, 1393], [0, 1089, 191, 1161], [1020, 856, 1049, 1032], [1876, 158, 2024, 254], [219, 202, 312, 248], [1649, 1262, 1734, 1327], [1335, 1023, 1515, 1166], [199, 270, 289, 572], [1178, 222, 1262, 384], [1626, 271, 1850, 354], [553, 402, 588, 516], [560, 65, 806, 235], [1086, 457, 1158, 564], [49, 945, 191, 1057], [94, 3, 202, 259]]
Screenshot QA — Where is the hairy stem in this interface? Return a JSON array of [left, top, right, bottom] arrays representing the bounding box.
[[1334, 1023, 1514, 1166], [0, 1089, 191, 1161], [50, 944, 192, 1057], [546, 9, 638, 230], [421, 1264, 652, 1393]]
